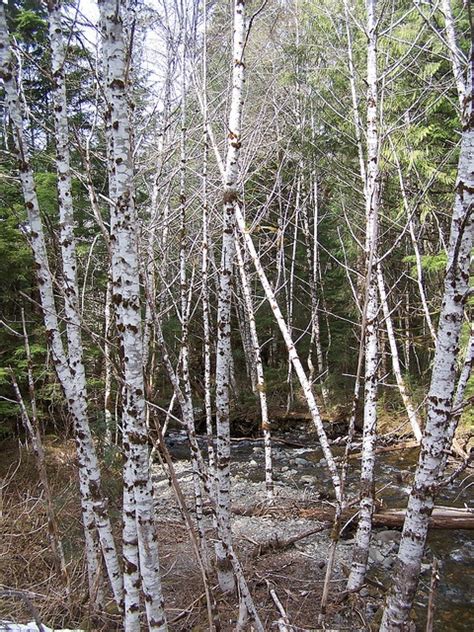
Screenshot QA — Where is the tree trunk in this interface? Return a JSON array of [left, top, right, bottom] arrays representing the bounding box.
[[214, 0, 247, 594], [99, 1, 167, 628], [380, 40, 473, 631], [347, 0, 380, 593], [377, 265, 422, 441], [235, 239, 274, 498]]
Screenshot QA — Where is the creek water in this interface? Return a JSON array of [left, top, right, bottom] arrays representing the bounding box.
[[166, 430, 473, 631]]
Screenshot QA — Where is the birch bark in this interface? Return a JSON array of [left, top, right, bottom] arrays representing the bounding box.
[[98, 1, 166, 628], [201, 0, 216, 482], [176, 2, 208, 561], [347, 0, 380, 592], [380, 39, 473, 631], [235, 203, 342, 503], [440, 0, 466, 110], [214, 0, 246, 594], [235, 240, 273, 498], [302, 176, 328, 403], [377, 265, 422, 441], [48, 1, 124, 604]]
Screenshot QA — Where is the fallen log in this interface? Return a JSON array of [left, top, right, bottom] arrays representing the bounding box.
[[232, 497, 474, 529], [290, 506, 474, 530], [372, 507, 474, 530], [345, 439, 420, 460], [229, 436, 308, 448]]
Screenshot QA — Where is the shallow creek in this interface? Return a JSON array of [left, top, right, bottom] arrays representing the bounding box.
[[165, 430, 473, 631]]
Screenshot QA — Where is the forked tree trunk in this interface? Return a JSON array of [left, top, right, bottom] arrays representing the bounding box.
[[47, 2, 125, 604], [380, 39, 473, 631], [98, 1, 167, 629]]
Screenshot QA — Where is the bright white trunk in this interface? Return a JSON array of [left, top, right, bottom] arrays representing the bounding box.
[[285, 175, 301, 413], [1, 4, 122, 608], [235, 203, 342, 503], [391, 145, 437, 343], [176, 8, 208, 560], [303, 177, 328, 404], [235, 240, 273, 498], [214, 0, 247, 594], [49, 0, 123, 606], [99, 1, 167, 628], [440, 0, 466, 110], [380, 50, 473, 631], [347, 0, 379, 592]]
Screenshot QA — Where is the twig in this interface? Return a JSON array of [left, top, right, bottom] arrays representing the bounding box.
[[266, 579, 291, 632], [425, 558, 440, 632], [254, 525, 327, 557], [168, 591, 206, 625]]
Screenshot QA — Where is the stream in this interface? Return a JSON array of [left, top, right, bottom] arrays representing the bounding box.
[[165, 426, 473, 631]]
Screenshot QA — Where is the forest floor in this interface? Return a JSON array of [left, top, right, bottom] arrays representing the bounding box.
[[0, 416, 472, 631], [151, 457, 390, 632]]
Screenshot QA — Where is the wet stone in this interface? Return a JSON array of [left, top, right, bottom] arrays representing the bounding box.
[[369, 548, 385, 564], [374, 529, 402, 544], [295, 457, 309, 466]]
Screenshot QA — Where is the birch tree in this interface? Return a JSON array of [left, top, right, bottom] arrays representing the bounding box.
[[214, 0, 247, 594], [346, 0, 380, 591], [380, 25, 473, 631], [98, 0, 167, 628]]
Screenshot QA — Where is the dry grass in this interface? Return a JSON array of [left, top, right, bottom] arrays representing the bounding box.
[[0, 439, 119, 630]]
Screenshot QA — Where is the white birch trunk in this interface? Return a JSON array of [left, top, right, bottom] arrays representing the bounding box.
[[214, 0, 247, 594], [380, 44, 473, 631], [104, 280, 114, 445], [285, 175, 301, 413], [440, 0, 466, 110], [303, 177, 328, 403], [347, 0, 380, 592], [99, 1, 166, 629], [177, 11, 208, 560], [391, 144, 437, 343], [454, 326, 474, 411], [48, 0, 124, 605], [201, 0, 215, 483]]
